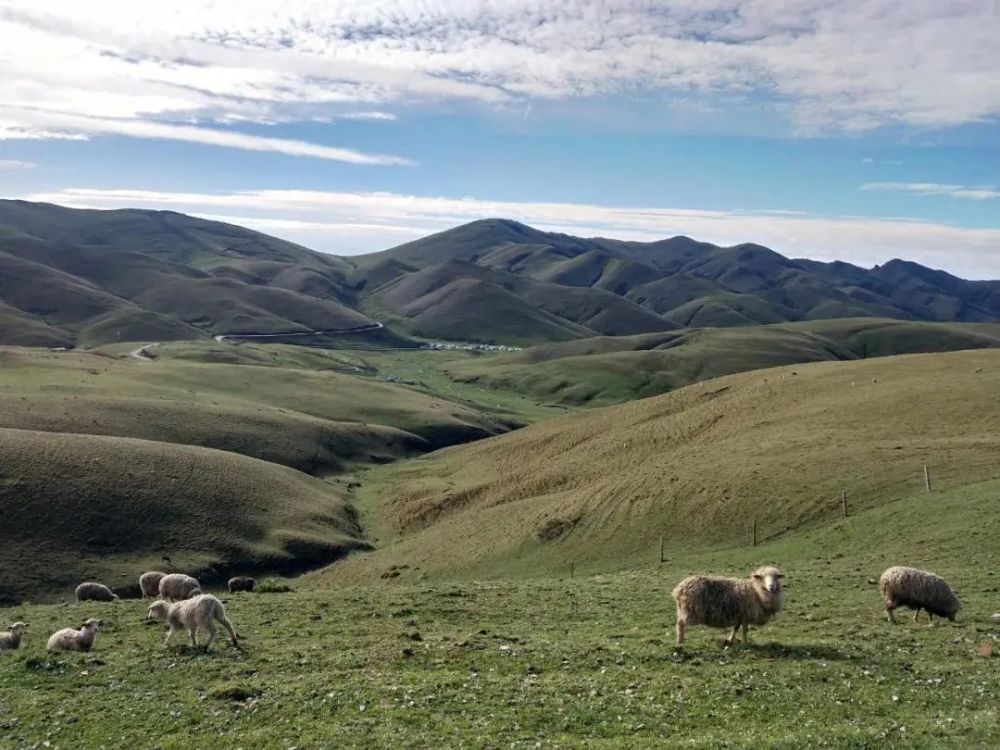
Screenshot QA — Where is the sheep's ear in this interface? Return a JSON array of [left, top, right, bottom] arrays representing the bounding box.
[[752, 573, 763, 579], [776, 574, 785, 579]]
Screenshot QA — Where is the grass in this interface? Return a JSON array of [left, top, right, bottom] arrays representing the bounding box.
[[448, 318, 1000, 407], [1, 480, 997, 748], [320, 349, 1000, 583], [0, 345, 541, 603], [147, 340, 566, 425]]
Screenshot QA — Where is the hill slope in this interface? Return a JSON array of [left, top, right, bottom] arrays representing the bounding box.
[[351, 218, 1000, 343], [320, 349, 1000, 582], [0, 200, 377, 346], [448, 318, 1000, 406]]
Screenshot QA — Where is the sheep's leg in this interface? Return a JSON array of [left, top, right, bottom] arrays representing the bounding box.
[[741, 623, 749, 645], [219, 615, 239, 648], [726, 624, 740, 645], [913, 608, 921, 623], [188, 627, 198, 649], [885, 605, 897, 624], [675, 618, 686, 646], [204, 624, 216, 650], [164, 626, 177, 648]]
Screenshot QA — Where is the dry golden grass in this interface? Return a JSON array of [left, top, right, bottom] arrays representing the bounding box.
[[319, 349, 1000, 583]]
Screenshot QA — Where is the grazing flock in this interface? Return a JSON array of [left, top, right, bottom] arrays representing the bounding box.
[[0, 572, 255, 654], [0, 564, 968, 656]]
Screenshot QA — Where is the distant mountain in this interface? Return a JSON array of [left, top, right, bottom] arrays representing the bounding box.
[[2, 202, 999, 347], [0, 200, 374, 346], [351, 218, 1000, 342]]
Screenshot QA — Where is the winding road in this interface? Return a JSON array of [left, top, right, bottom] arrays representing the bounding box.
[[213, 322, 384, 343]]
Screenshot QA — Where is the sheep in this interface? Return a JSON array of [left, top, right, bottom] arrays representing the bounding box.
[[157, 573, 202, 602], [672, 565, 785, 646], [47, 618, 101, 652], [147, 594, 238, 650], [0, 623, 27, 651], [878, 566, 962, 624], [139, 571, 166, 599], [75, 582, 119, 602], [227, 576, 257, 593]]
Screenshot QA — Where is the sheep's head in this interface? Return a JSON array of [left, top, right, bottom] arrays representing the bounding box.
[[147, 601, 170, 622], [752, 566, 784, 598], [8, 622, 27, 635], [80, 618, 102, 633]]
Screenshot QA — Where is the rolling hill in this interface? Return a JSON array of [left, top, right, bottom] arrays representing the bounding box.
[[447, 318, 1000, 406], [0, 346, 524, 601], [4, 201, 1000, 348], [351, 218, 1000, 343], [317, 348, 1000, 583], [0, 200, 377, 347]]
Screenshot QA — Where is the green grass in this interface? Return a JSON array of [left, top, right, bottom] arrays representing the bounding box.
[[321, 349, 1000, 584], [1, 480, 997, 748], [148, 340, 566, 425], [448, 318, 1000, 407]]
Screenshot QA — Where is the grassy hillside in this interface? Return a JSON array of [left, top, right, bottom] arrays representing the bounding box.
[[0, 345, 536, 601], [0, 201, 378, 346], [319, 349, 1000, 583], [351, 218, 1000, 344], [448, 318, 1000, 406], [1, 480, 997, 747], [0, 348, 515, 473], [0, 426, 367, 603]]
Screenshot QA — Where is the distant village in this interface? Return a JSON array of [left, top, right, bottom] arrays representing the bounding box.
[[423, 341, 521, 352]]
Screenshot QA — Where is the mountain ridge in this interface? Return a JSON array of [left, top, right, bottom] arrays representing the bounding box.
[[2, 200, 999, 346]]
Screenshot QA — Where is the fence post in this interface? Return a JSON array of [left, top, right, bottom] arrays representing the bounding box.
[[751, 519, 757, 547], [659, 535, 665, 563], [924, 466, 932, 493], [841, 490, 848, 517]]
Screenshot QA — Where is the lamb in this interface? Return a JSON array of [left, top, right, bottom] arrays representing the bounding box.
[[672, 565, 785, 646], [139, 571, 166, 599], [0, 623, 27, 651], [879, 566, 962, 623], [157, 573, 202, 601], [47, 618, 101, 652], [227, 576, 257, 593], [147, 594, 239, 650], [75, 582, 119, 602]]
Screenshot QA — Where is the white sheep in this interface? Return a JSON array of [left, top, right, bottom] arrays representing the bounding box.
[[157, 573, 202, 601], [0, 622, 27, 651], [139, 571, 166, 599], [47, 618, 101, 652], [75, 582, 119, 602], [672, 565, 785, 646], [147, 594, 239, 650]]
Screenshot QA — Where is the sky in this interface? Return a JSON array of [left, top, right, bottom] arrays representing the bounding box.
[[0, 1, 998, 277]]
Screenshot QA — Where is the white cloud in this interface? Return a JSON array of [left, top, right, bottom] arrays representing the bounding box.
[[21, 186, 1000, 279], [0, 107, 411, 165], [0, 158, 35, 170], [862, 182, 1000, 201], [0, 0, 995, 146]]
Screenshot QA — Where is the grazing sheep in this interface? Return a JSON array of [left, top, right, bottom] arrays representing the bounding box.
[[227, 576, 257, 593], [139, 571, 166, 599], [0, 623, 27, 651], [75, 582, 119, 602], [47, 618, 101, 652], [879, 566, 962, 623], [157, 573, 202, 601], [672, 565, 785, 646], [148, 594, 238, 650]]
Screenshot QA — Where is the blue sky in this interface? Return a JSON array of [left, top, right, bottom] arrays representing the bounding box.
[[1, 1, 998, 276]]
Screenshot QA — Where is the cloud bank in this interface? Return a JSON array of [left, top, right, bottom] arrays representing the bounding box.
[[863, 182, 1000, 201], [22, 187, 1000, 279], [0, 0, 996, 155]]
